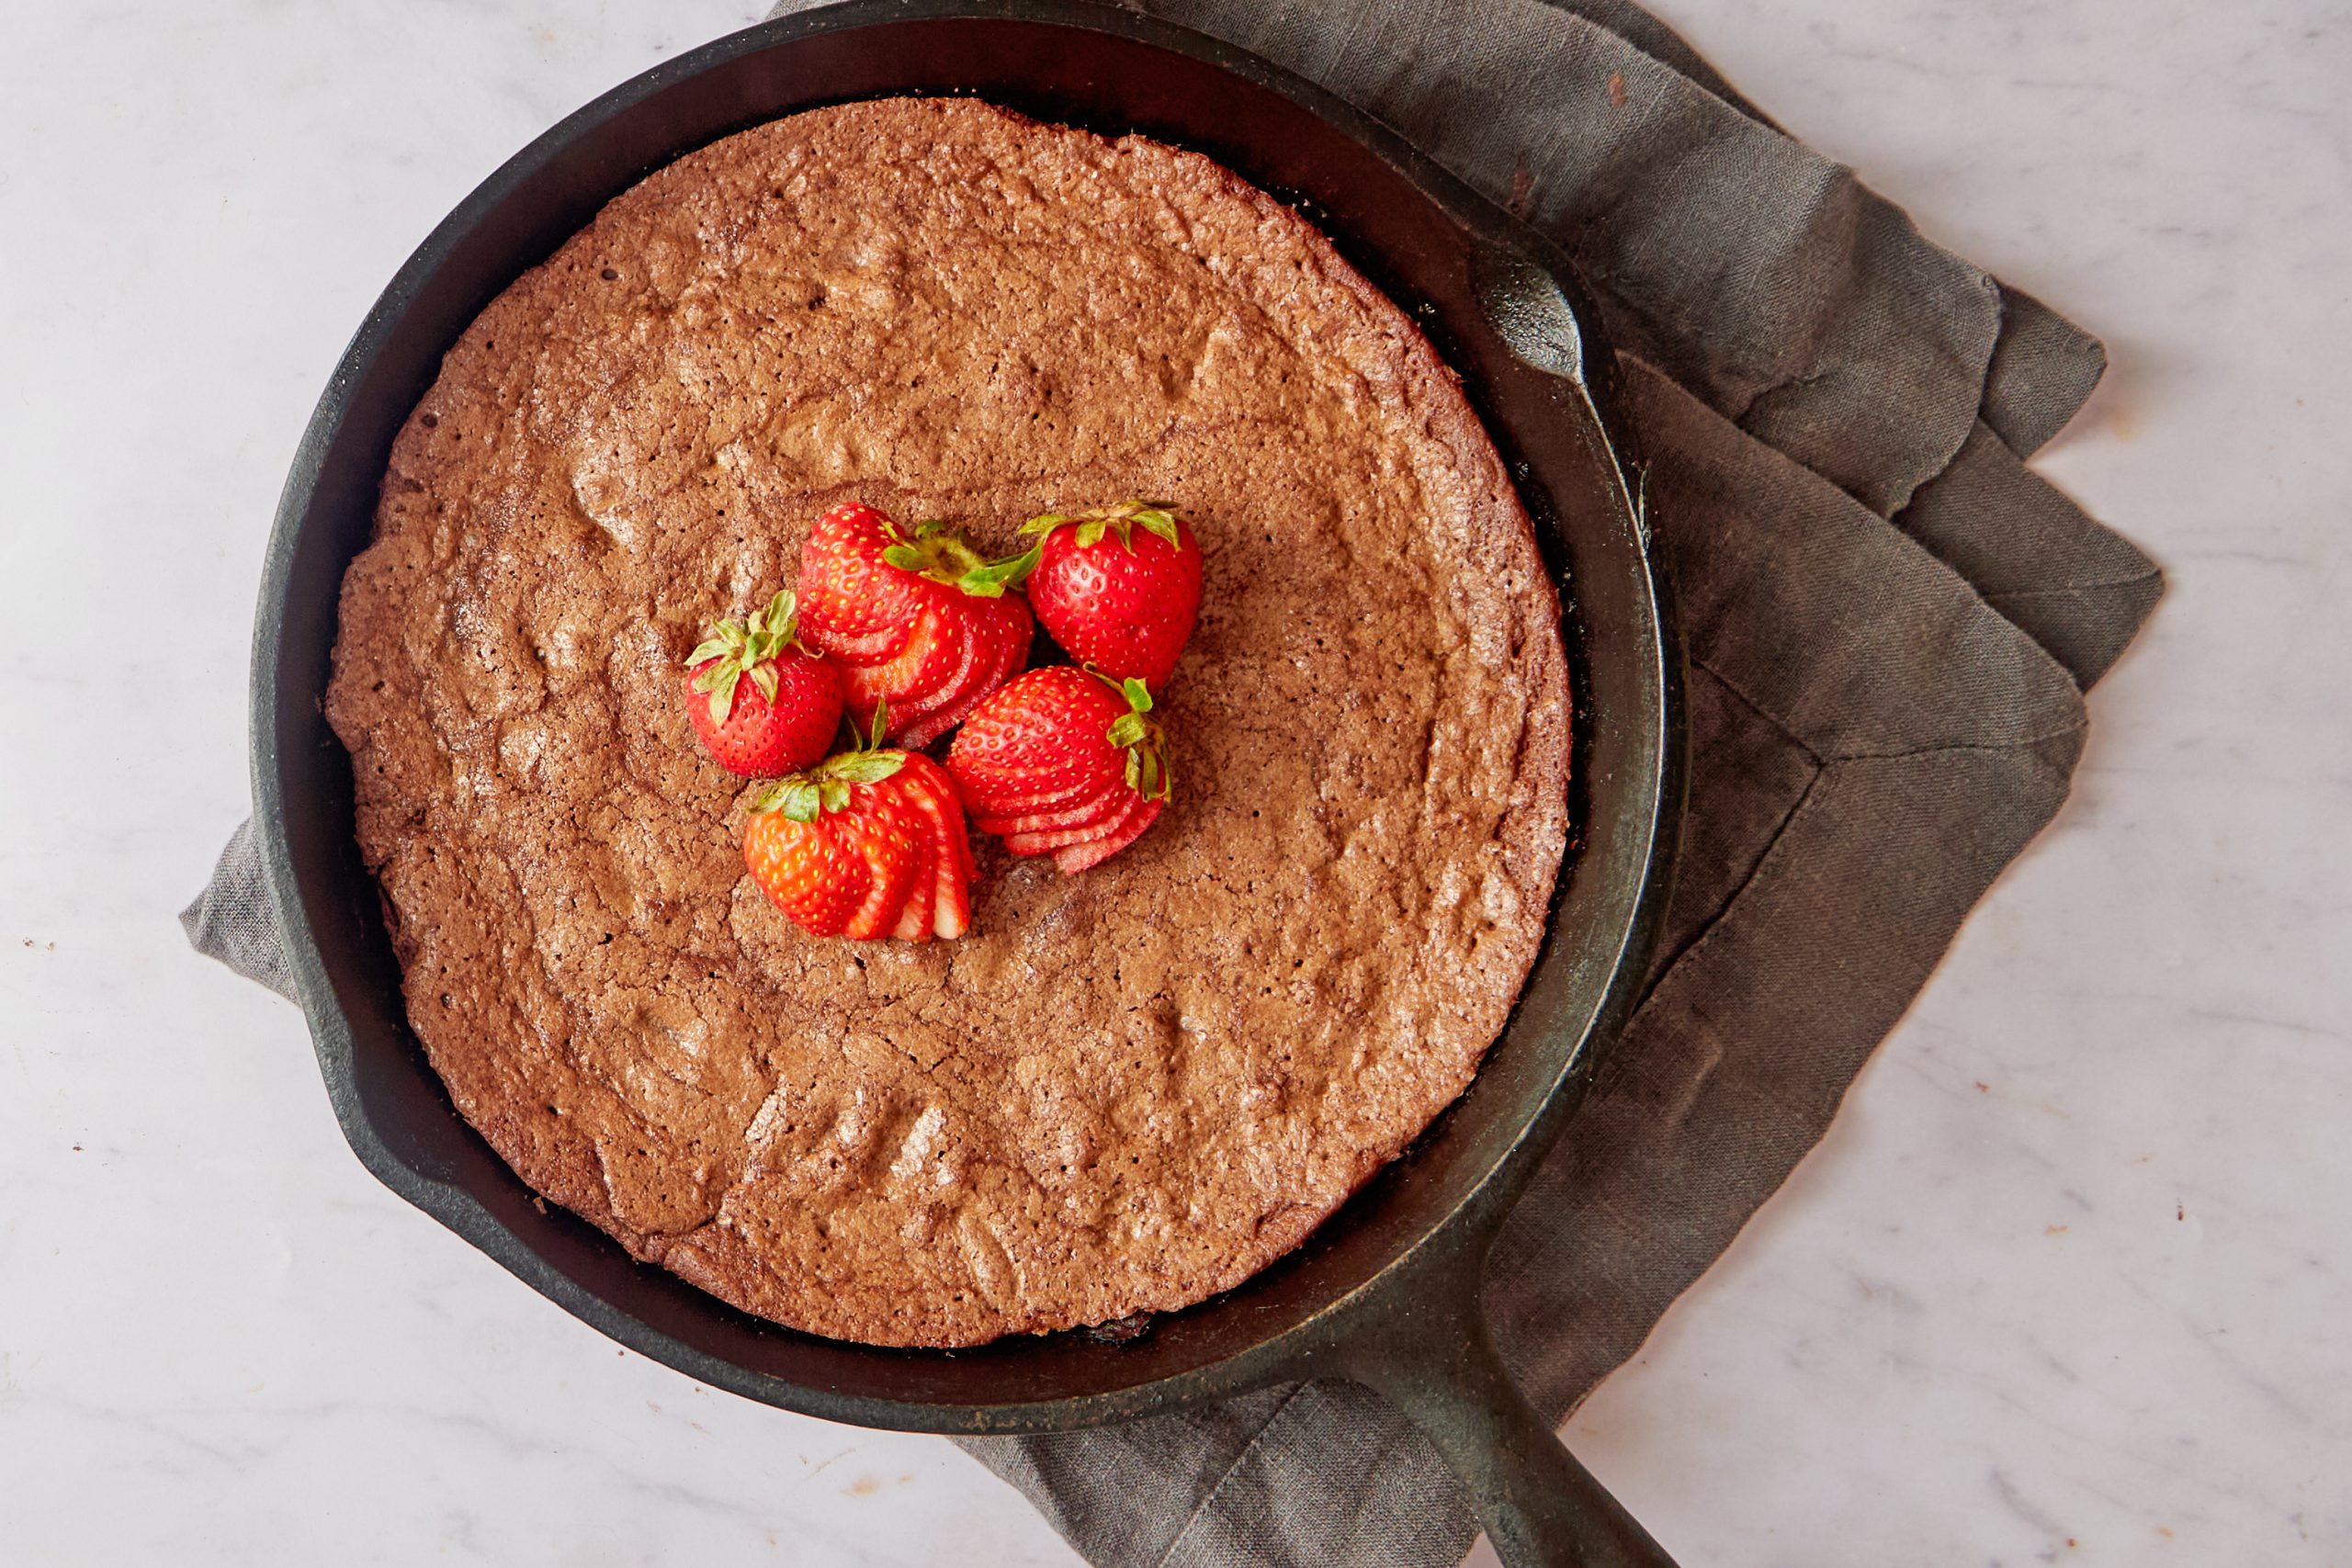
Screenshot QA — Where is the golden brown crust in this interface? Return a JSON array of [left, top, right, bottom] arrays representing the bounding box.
[[325, 98, 1569, 1347]]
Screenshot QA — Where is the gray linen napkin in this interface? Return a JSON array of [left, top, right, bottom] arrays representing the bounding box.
[[185, 2, 2162, 1562]]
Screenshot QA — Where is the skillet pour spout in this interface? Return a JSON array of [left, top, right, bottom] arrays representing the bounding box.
[[251, 3, 1685, 1562]]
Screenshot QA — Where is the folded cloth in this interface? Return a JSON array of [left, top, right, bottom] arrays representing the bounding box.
[[185, 2, 2161, 1562]]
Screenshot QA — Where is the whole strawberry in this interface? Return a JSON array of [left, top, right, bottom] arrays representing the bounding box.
[[741, 711, 974, 942], [797, 502, 1034, 747], [1012, 501, 1201, 692], [947, 665, 1170, 874], [684, 590, 843, 778]]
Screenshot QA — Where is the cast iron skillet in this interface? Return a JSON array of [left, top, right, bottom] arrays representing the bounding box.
[[251, 3, 1686, 1562]]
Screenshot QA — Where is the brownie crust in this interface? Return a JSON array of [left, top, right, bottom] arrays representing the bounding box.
[[325, 98, 1570, 1347]]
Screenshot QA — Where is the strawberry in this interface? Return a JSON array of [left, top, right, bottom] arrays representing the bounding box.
[[1004, 501, 1201, 692], [741, 711, 974, 942], [797, 502, 1035, 745], [947, 666, 1171, 874], [684, 590, 843, 778]]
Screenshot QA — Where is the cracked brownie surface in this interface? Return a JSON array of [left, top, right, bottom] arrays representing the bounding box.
[[325, 98, 1569, 1347]]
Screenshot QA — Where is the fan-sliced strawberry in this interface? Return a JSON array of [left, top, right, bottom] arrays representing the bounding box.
[[802, 503, 1038, 745], [741, 734, 958, 942], [948, 666, 1171, 874], [1054, 796, 1164, 874]]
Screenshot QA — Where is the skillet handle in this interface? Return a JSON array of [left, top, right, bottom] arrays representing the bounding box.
[[1340, 1287, 1677, 1567]]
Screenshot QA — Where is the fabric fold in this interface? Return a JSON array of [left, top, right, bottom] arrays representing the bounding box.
[[1895, 421, 2165, 687]]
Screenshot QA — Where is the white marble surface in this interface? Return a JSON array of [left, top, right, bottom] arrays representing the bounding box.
[[1, 1, 2345, 1562]]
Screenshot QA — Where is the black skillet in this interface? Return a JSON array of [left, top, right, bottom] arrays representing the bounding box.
[[251, 3, 1687, 1562]]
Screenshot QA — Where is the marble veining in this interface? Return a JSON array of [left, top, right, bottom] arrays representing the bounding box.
[[2, 1, 2346, 1563]]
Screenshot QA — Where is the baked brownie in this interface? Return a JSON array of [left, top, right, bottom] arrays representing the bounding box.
[[325, 98, 1570, 1348]]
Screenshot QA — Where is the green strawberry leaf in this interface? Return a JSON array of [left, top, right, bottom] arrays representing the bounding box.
[[756, 588, 800, 643], [880, 544, 927, 573], [1080, 659, 1172, 800], [688, 587, 804, 726], [828, 752, 907, 784], [1074, 518, 1110, 548], [1019, 512, 1071, 536], [764, 779, 820, 821], [819, 780, 851, 814], [706, 672, 740, 726], [960, 542, 1040, 595], [1134, 507, 1182, 548]]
